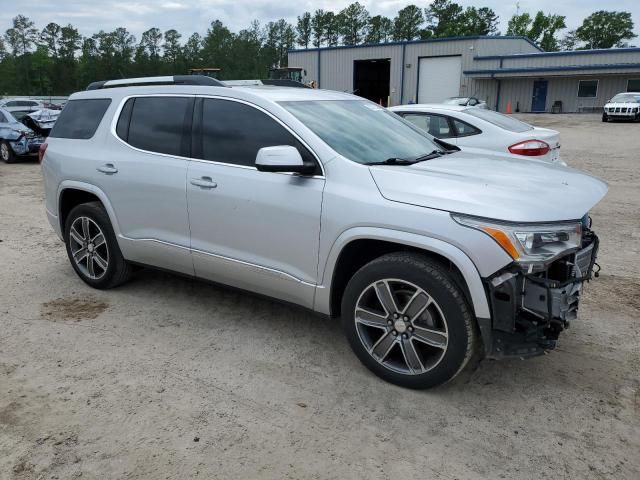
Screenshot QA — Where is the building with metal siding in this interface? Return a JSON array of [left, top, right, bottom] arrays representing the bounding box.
[[288, 38, 640, 113]]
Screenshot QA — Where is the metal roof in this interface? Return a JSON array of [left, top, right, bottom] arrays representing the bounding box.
[[474, 47, 640, 61], [289, 35, 541, 53]]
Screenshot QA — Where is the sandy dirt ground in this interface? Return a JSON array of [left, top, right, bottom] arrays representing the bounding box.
[[0, 114, 638, 479]]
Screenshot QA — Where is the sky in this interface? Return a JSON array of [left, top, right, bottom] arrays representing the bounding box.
[[0, 0, 639, 43]]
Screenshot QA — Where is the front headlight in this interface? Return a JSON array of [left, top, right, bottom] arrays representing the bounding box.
[[452, 214, 582, 265]]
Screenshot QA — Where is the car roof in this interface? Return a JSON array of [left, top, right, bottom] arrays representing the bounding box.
[[389, 103, 469, 112], [70, 85, 358, 103]]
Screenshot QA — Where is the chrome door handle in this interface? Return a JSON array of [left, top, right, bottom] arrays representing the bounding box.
[[190, 177, 217, 189], [97, 163, 118, 174]]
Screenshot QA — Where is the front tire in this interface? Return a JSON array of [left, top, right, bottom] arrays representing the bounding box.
[[64, 202, 132, 289], [601, 113, 608, 122], [341, 253, 477, 389], [0, 141, 16, 163]]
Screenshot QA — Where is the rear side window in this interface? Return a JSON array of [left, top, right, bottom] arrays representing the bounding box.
[[50, 99, 111, 139], [452, 118, 481, 137], [464, 108, 532, 133], [199, 98, 319, 172], [120, 96, 193, 157]]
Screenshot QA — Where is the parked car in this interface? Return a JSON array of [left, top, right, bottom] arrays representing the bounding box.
[[389, 104, 563, 164], [0, 107, 46, 163], [21, 108, 61, 136], [442, 96, 487, 109], [602, 92, 640, 122], [41, 76, 606, 389], [0, 97, 43, 114]]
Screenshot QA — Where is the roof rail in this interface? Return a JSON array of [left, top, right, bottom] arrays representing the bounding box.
[[86, 75, 227, 90]]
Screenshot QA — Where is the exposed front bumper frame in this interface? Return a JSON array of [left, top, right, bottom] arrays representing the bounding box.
[[478, 232, 599, 359]]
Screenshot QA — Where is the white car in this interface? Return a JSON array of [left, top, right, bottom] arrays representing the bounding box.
[[0, 98, 43, 115], [389, 104, 562, 164], [442, 96, 488, 109], [602, 92, 640, 122]]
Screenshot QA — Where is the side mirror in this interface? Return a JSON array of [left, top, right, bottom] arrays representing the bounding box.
[[468, 98, 478, 106], [255, 145, 314, 174]]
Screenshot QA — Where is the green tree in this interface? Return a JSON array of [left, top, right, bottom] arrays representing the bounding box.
[[311, 9, 326, 47], [507, 11, 566, 51], [40, 22, 61, 57], [576, 11, 636, 49], [264, 19, 296, 68], [392, 5, 424, 41], [323, 12, 340, 47], [162, 29, 182, 72], [4, 14, 38, 56], [337, 2, 369, 45], [460, 7, 499, 36], [425, 0, 463, 38], [366, 15, 393, 44], [183, 33, 202, 68], [296, 12, 312, 48]]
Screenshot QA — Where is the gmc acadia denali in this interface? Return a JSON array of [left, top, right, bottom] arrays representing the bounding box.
[[40, 76, 607, 388]]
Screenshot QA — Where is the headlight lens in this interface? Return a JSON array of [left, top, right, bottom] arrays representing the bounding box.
[[452, 214, 582, 264]]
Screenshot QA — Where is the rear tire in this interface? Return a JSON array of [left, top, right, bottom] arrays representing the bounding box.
[[341, 252, 477, 389], [64, 202, 132, 289], [0, 141, 16, 163]]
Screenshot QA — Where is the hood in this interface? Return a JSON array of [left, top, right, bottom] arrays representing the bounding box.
[[369, 151, 608, 223]]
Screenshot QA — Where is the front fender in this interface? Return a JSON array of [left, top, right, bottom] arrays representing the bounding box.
[[315, 227, 491, 319]]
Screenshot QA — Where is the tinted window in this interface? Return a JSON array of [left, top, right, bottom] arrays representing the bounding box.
[[50, 99, 111, 139], [0, 112, 6, 123], [127, 97, 192, 156], [116, 98, 134, 140], [464, 108, 533, 133], [452, 118, 480, 137], [5, 101, 17, 107], [578, 80, 598, 98], [281, 100, 440, 165], [201, 98, 318, 172]]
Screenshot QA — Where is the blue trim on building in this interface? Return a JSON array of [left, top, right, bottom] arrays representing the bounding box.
[[474, 47, 640, 61], [289, 35, 541, 54], [464, 63, 640, 76]]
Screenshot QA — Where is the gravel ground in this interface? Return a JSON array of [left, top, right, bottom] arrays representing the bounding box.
[[0, 114, 638, 480]]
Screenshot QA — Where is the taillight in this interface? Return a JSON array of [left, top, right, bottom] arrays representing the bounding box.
[[38, 142, 48, 163], [508, 139, 550, 156]]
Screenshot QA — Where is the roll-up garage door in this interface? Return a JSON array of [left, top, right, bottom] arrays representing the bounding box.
[[417, 56, 462, 103]]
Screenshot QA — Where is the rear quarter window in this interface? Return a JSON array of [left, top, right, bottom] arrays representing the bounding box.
[[49, 99, 111, 139]]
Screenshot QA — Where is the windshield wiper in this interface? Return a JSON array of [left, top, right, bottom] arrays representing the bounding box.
[[411, 150, 446, 163], [367, 157, 416, 166]]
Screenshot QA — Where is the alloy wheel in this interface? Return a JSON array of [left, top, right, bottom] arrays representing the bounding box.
[[1, 143, 9, 161], [69, 216, 110, 280], [354, 279, 449, 375]]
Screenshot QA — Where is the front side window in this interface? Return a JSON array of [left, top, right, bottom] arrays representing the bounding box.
[[49, 98, 112, 139], [200, 98, 319, 173], [578, 80, 598, 98], [280, 100, 441, 165], [124, 96, 193, 156]]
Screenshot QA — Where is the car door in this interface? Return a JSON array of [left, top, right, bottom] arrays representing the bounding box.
[[186, 97, 325, 308], [97, 95, 194, 275]]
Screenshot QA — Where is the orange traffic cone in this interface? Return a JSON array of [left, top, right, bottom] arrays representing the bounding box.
[[506, 100, 512, 114]]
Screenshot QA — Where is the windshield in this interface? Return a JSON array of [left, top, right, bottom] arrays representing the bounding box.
[[610, 94, 640, 103], [464, 108, 533, 133], [279, 100, 441, 165]]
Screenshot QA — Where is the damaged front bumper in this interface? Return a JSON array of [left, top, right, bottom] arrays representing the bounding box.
[[478, 229, 599, 359]]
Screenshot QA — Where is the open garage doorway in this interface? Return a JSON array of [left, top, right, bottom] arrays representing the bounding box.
[[354, 59, 391, 106]]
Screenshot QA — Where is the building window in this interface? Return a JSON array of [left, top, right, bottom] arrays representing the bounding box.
[[627, 79, 640, 92], [577, 80, 598, 98]]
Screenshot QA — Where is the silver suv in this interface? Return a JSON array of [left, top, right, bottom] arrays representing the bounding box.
[[41, 76, 607, 389]]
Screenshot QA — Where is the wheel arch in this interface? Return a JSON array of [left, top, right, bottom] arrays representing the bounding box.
[[316, 228, 491, 319], [57, 181, 121, 239]]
